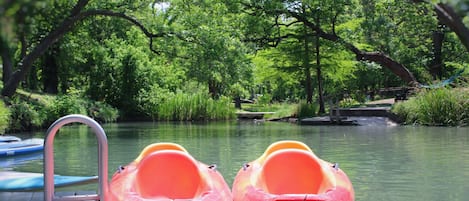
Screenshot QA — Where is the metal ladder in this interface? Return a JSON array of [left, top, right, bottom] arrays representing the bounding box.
[[44, 114, 109, 201]]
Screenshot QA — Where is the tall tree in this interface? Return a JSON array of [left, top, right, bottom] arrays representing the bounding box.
[[166, 0, 252, 98], [240, 0, 418, 86], [0, 0, 174, 97]]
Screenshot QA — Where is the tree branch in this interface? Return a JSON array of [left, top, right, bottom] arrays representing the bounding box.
[[434, 3, 469, 52], [287, 7, 417, 85]]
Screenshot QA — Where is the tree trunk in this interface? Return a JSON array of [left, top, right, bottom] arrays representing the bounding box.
[[303, 22, 313, 104], [208, 79, 218, 99], [234, 97, 242, 109], [43, 49, 59, 94], [434, 3, 469, 52], [430, 23, 445, 80], [0, 37, 13, 85], [315, 12, 325, 114]]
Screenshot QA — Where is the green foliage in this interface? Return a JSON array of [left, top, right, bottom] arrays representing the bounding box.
[[3, 0, 469, 127], [296, 101, 319, 119], [339, 98, 361, 108], [257, 94, 273, 105], [44, 94, 87, 124], [8, 102, 43, 131], [0, 101, 10, 134], [242, 102, 297, 119], [44, 91, 118, 124], [157, 92, 236, 121], [87, 101, 119, 123], [392, 88, 469, 126], [136, 84, 173, 120]]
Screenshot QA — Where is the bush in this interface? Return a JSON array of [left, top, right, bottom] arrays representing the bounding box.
[[158, 92, 235, 121], [43, 95, 87, 124], [339, 97, 361, 108], [8, 102, 43, 131], [136, 84, 172, 120], [87, 101, 119, 123], [392, 88, 469, 126], [0, 101, 10, 134], [296, 100, 318, 119], [44, 94, 119, 124]]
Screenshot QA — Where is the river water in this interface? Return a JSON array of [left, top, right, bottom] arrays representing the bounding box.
[[3, 121, 469, 201]]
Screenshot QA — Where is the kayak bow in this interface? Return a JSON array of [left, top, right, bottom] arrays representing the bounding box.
[[232, 140, 354, 201], [109, 142, 232, 201]]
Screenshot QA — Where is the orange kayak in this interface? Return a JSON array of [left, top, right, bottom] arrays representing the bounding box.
[[109, 143, 232, 201], [232, 140, 354, 201]]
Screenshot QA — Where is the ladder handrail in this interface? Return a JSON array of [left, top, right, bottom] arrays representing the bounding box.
[[44, 114, 109, 201]]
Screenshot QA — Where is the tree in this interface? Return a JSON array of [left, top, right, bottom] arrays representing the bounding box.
[[0, 0, 174, 97], [163, 0, 253, 98], [239, 0, 418, 87]]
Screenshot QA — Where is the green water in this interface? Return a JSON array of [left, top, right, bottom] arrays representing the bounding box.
[[4, 121, 469, 201]]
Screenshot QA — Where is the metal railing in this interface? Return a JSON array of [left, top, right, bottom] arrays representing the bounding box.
[[44, 114, 109, 201]]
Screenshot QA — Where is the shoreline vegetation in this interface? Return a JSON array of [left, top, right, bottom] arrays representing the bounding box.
[[391, 87, 469, 126], [1, 87, 468, 134], [2, 1, 469, 133]]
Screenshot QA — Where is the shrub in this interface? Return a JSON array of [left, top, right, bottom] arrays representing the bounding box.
[[8, 102, 43, 131], [339, 97, 360, 108], [392, 88, 469, 126], [0, 101, 10, 134], [87, 101, 119, 123], [158, 92, 235, 121], [136, 85, 172, 120], [43, 95, 87, 124], [296, 100, 318, 119]]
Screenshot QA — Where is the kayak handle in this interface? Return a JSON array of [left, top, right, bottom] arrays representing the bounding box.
[[242, 163, 250, 171]]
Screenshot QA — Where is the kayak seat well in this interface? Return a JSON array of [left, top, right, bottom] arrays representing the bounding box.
[[262, 141, 312, 162], [134, 143, 187, 163], [260, 149, 333, 195], [135, 150, 203, 199]]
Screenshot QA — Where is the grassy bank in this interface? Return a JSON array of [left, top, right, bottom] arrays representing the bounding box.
[[392, 87, 469, 126], [241, 100, 318, 119], [0, 101, 9, 134], [156, 92, 236, 121], [0, 90, 238, 132], [1, 90, 119, 132]]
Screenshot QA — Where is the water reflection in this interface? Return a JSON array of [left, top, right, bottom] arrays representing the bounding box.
[[4, 122, 469, 201]]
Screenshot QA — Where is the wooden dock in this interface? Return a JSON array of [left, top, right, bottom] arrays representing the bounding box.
[[300, 105, 396, 126], [236, 111, 275, 119], [0, 191, 97, 201], [299, 116, 358, 126], [330, 106, 392, 117]]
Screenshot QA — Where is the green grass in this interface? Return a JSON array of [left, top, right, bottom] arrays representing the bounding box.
[[392, 87, 469, 126], [3, 90, 119, 132], [157, 92, 236, 121], [241, 101, 317, 119], [0, 100, 10, 134]]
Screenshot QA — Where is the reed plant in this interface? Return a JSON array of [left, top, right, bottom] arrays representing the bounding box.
[[158, 92, 235, 121], [392, 88, 469, 126], [296, 100, 318, 119]]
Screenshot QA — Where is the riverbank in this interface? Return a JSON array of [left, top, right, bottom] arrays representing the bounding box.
[[1, 87, 468, 133], [392, 87, 469, 126]]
